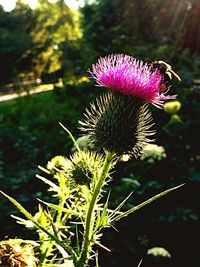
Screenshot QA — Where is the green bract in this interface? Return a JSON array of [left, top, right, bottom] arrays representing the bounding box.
[[79, 92, 155, 158]]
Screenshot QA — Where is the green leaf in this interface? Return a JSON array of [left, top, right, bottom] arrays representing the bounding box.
[[59, 122, 80, 152], [98, 205, 108, 229], [110, 184, 185, 223], [36, 174, 59, 192], [109, 191, 133, 221], [0, 190, 76, 257], [95, 192, 110, 230], [37, 198, 80, 216]]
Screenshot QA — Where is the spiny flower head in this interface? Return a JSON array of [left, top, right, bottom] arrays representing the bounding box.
[[68, 151, 104, 186], [90, 54, 176, 108], [80, 93, 155, 157]]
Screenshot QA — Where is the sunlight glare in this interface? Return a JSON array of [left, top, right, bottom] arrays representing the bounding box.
[[65, 0, 85, 10], [25, 0, 37, 9], [0, 0, 16, 11], [0, 0, 85, 11]]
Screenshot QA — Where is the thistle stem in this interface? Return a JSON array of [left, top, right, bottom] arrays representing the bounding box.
[[76, 151, 115, 267]]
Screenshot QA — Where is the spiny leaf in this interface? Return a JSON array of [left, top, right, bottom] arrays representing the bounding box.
[[11, 214, 34, 228], [44, 210, 59, 238], [75, 225, 80, 255], [95, 192, 110, 231], [109, 191, 133, 221], [38, 165, 51, 174], [59, 122, 80, 152], [111, 184, 185, 223], [100, 192, 110, 227], [37, 199, 80, 216], [36, 174, 59, 192], [0, 190, 76, 257]]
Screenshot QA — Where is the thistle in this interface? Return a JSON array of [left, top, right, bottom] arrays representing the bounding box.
[[90, 54, 176, 108], [80, 54, 176, 157], [0, 54, 182, 267]]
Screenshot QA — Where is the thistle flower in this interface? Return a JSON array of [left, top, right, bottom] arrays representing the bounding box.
[[80, 54, 177, 157], [90, 54, 176, 108]]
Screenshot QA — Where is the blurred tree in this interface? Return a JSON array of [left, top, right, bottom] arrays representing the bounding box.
[[80, 0, 200, 68], [180, 0, 200, 53], [0, 0, 82, 87], [80, 0, 161, 67], [31, 0, 82, 75], [0, 1, 36, 84]]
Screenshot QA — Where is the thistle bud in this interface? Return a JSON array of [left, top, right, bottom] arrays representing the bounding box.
[[164, 100, 181, 115], [68, 151, 104, 186]]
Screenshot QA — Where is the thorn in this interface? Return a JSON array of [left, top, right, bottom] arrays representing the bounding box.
[[95, 241, 111, 252], [137, 259, 143, 267], [111, 224, 119, 232]]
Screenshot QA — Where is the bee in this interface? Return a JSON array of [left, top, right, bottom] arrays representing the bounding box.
[[150, 60, 181, 92], [151, 60, 181, 80]]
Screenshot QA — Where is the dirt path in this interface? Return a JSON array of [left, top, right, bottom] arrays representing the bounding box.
[[0, 85, 54, 103]]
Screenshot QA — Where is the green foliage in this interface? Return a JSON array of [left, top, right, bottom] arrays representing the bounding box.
[[0, 0, 82, 87], [1, 129, 182, 267], [0, 81, 98, 235], [80, 0, 199, 68], [32, 0, 82, 74], [0, 2, 36, 84]]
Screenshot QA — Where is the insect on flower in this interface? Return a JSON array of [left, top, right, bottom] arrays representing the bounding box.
[[150, 60, 181, 93], [150, 60, 181, 80]]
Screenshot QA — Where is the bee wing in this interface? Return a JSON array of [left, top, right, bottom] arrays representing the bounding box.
[[170, 69, 181, 81]]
